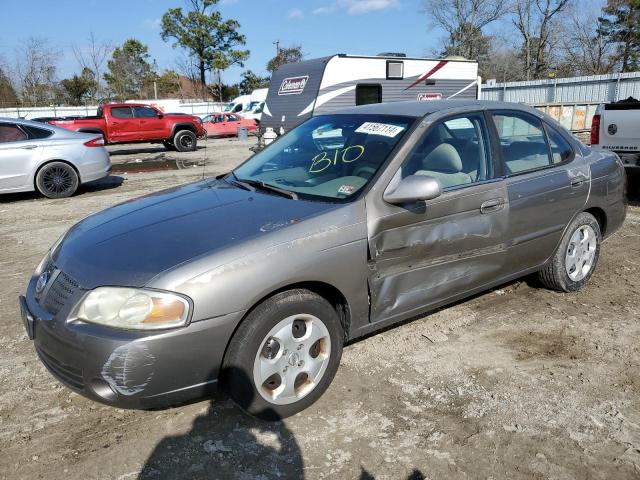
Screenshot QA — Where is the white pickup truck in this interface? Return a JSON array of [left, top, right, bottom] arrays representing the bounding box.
[[591, 97, 640, 168]]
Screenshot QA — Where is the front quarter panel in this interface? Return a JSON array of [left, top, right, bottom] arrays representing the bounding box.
[[149, 201, 370, 338]]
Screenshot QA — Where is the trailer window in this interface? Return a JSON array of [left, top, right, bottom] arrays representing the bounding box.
[[387, 61, 404, 80], [356, 84, 382, 106]]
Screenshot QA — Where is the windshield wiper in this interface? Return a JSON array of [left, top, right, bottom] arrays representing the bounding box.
[[238, 178, 299, 200], [227, 172, 256, 192]]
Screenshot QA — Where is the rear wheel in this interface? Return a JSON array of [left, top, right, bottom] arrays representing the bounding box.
[[538, 212, 601, 292], [173, 130, 197, 152], [35, 162, 79, 199], [222, 289, 343, 420]]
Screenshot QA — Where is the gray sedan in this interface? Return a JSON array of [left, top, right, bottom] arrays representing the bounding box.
[[20, 100, 626, 419], [0, 117, 111, 198]]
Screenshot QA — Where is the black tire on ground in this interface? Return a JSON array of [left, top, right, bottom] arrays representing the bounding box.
[[162, 140, 176, 151], [222, 289, 344, 420], [35, 162, 79, 199], [538, 212, 601, 292], [173, 130, 197, 152]]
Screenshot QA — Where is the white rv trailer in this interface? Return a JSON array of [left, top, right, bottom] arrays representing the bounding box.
[[242, 88, 268, 121], [261, 54, 480, 133]]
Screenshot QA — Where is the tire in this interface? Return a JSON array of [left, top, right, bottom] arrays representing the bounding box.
[[538, 212, 601, 292], [222, 289, 344, 420], [35, 162, 79, 199], [173, 130, 197, 152], [162, 140, 176, 151]]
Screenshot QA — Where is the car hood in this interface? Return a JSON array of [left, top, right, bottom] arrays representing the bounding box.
[[53, 179, 341, 288]]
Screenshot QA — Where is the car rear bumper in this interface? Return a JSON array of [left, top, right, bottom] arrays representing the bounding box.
[[20, 275, 243, 409], [79, 147, 112, 183]]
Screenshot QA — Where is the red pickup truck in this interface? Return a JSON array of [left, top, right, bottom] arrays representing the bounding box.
[[49, 103, 206, 152]]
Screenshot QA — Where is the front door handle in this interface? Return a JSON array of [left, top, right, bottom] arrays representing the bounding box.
[[480, 198, 504, 214]]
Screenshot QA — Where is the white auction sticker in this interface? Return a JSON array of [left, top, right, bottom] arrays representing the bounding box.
[[355, 122, 405, 138]]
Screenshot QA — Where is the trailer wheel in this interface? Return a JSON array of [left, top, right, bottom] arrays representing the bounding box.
[[173, 130, 197, 152]]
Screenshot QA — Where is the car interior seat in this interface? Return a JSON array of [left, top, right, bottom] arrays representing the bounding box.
[[415, 143, 473, 188]]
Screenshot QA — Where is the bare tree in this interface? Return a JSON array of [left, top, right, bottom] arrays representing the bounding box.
[[72, 32, 113, 102], [424, 0, 508, 59], [14, 37, 60, 107], [512, 0, 572, 80], [561, 11, 619, 75]]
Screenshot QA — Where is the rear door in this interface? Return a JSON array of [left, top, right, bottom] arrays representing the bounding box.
[[108, 106, 138, 142], [366, 111, 510, 324], [0, 122, 43, 190], [133, 106, 167, 140], [489, 110, 590, 271]]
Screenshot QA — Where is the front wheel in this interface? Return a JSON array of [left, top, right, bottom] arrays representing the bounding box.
[[173, 130, 197, 152], [538, 212, 601, 292], [35, 162, 79, 199], [222, 289, 343, 420]]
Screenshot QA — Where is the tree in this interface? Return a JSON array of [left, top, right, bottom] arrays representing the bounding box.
[[14, 37, 59, 106], [61, 67, 98, 105], [238, 70, 269, 94], [424, 0, 506, 60], [266, 45, 303, 73], [72, 32, 112, 102], [155, 70, 182, 98], [0, 67, 18, 107], [599, 0, 640, 72], [104, 39, 156, 101], [513, 0, 572, 80], [562, 12, 619, 75], [161, 0, 249, 99]]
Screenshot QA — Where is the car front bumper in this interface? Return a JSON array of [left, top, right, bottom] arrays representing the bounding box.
[[20, 275, 244, 409]]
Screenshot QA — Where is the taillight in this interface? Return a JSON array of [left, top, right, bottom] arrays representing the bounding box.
[[590, 114, 600, 145], [84, 137, 104, 147]]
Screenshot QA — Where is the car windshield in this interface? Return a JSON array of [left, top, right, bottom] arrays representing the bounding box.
[[223, 103, 236, 112], [233, 114, 414, 201], [244, 101, 261, 112]]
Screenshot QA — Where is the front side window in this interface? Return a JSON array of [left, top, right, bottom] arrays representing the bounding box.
[[545, 124, 574, 164], [0, 124, 28, 143], [492, 112, 551, 174], [399, 113, 492, 189], [233, 114, 414, 201], [134, 106, 158, 118], [111, 107, 134, 119]]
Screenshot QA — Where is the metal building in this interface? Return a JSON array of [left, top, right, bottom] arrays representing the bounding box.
[[481, 72, 640, 134]]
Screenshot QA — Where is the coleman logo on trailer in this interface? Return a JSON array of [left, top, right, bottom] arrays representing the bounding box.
[[278, 76, 309, 95], [417, 93, 442, 101]]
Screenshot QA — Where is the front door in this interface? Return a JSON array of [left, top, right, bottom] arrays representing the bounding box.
[[133, 106, 167, 140], [0, 122, 42, 190], [366, 112, 509, 324]]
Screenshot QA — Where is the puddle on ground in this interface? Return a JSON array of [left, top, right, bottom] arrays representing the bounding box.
[[112, 159, 204, 174]]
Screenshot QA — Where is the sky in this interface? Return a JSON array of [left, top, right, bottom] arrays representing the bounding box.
[[0, 0, 445, 85]]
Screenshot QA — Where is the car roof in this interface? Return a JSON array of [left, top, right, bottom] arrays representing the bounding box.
[[329, 100, 543, 118], [0, 116, 95, 137]]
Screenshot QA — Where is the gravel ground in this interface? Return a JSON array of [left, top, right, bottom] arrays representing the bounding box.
[[1, 139, 639, 480]]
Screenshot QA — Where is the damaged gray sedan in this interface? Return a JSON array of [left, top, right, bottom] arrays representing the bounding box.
[[20, 100, 626, 419]]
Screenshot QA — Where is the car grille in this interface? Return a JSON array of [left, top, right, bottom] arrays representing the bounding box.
[[41, 269, 80, 316], [36, 347, 85, 390]]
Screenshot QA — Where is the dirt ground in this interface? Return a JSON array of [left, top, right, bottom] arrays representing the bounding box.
[[1, 139, 640, 480]]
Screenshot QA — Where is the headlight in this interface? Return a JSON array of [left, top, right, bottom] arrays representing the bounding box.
[[72, 287, 191, 330]]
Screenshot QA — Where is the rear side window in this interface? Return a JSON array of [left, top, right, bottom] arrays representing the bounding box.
[[545, 124, 574, 164], [111, 107, 133, 119], [134, 106, 158, 118], [23, 125, 53, 139], [227, 114, 239, 122], [356, 84, 382, 106], [0, 123, 28, 143], [492, 112, 551, 175]]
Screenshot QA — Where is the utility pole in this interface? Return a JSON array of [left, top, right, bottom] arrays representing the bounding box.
[[273, 40, 280, 56]]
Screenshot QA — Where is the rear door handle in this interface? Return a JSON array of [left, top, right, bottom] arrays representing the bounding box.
[[20, 145, 38, 150], [570, 177, 587, 188], [480, 198, 504, 214]]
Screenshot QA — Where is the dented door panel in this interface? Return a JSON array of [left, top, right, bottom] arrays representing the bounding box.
[[366, 179, 509, 323]]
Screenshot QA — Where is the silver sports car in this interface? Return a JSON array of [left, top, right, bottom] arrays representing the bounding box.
[[20, 100, 626, 419], [0, 117, 111, 198]]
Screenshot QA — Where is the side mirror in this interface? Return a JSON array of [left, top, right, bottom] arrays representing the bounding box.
[[158, 113, 164, 119], [383, 175, 442, 204]]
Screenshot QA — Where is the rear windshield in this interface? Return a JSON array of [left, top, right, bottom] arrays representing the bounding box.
[[233, 114, 415, 201]]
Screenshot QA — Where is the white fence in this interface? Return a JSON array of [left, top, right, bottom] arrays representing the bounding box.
[[0, 101, 227, 120]]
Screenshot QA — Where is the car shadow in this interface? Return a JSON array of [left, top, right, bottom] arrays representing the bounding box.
[[108, 145, 206, 156], [626, 168, 640, 206], [0, 176, 124, 203], [138, 368, 428, 479]]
